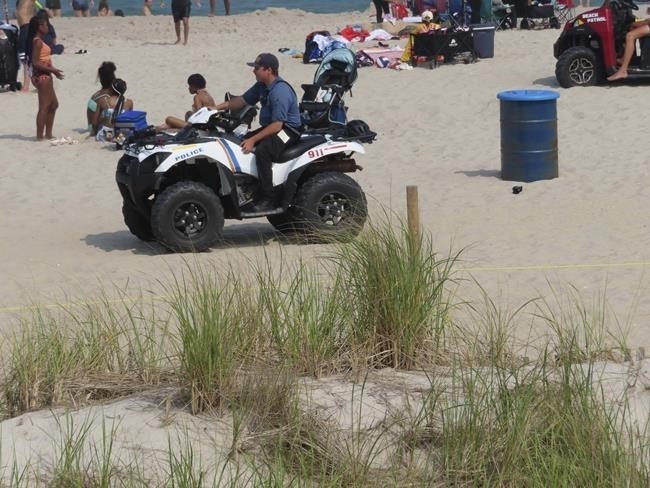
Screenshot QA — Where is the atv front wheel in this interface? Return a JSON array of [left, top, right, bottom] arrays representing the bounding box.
[[556, 47, 601, 88], [291, 172, 367, 242], [122, 199, 154, 241], [151, 181, 224, 252]]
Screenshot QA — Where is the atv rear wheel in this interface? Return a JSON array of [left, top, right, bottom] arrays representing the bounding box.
[[291, 172, 367, 242], [122, 199, 154, 241], [267, 210, 302, 234], [556, 46, 601, 88], [151, 181, 224, 252]]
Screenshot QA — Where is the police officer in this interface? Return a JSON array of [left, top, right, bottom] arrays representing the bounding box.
[[214, 53, 301, 212]]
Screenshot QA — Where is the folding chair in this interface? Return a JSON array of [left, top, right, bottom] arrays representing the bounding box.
[[410, 29, 477, 68], [492, 2, 516, 30], [554, 0, 576, 24]]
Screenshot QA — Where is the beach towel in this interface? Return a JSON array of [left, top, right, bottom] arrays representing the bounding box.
[[339, 25, 370, 42], [366, 28, 394, 41]]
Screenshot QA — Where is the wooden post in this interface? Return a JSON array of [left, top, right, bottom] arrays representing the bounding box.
[[406, 185, 420, 245]]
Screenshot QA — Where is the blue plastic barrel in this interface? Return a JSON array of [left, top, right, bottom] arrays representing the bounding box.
[[497, 90, 560, 182]]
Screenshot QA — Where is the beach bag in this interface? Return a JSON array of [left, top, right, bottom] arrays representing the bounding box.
[[355, 50, 375, 68], [303, 30, 330, 64]]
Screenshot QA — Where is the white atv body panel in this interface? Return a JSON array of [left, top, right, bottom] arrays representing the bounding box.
[[144, 137, 365, 186]]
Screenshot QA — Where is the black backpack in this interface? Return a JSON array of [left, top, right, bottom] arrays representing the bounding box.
[[302, 30, 330, 64]]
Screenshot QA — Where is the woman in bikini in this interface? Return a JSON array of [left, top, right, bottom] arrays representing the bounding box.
[[87, 61, 117, 134], [92, 78, 134, 142], [28, 15, 64, 141]]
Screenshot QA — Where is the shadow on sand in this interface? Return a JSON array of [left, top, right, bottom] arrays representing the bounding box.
[[532, 76, 561, 88], [83, 222, 286, 254], [455, 169, 501, 179], [0, 133, 39, 142]]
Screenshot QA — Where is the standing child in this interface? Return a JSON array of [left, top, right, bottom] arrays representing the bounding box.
[[28, 14, 64, 140]]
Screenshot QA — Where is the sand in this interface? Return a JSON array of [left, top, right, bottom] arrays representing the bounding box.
[[1, 6, 650, 479]]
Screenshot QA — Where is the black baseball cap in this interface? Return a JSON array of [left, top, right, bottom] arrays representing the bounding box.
[[246, 53, 279, 71]]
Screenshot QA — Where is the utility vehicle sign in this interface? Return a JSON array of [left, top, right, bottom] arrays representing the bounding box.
[[173, 146, 203, 162], [582, 12, 605, 22]]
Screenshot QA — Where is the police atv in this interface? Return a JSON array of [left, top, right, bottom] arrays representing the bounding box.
[[115, 113, 376, 252], [554, 0, 650, 87]]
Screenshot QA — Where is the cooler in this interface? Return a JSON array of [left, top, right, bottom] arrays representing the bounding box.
[[471, 23, 495, 58], [114, 110, 148, 138]]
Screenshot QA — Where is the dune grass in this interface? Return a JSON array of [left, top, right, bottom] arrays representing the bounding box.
[[331, 219, 459, 369], [1, 290, 173, 416], [0, 217, 648, 486]]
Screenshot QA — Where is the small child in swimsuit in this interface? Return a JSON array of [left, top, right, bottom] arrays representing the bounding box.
[[94, 78, 134, 142], [87, 61, 116, 134], [157, 73, 216, 131]]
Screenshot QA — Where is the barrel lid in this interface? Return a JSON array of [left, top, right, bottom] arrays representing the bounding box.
[[497, 89, 560, 101]]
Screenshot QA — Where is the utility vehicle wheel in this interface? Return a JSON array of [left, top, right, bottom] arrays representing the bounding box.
[[151, 181, 224, 252], [292, 172, 367, 242], [122, 199, 154, 241], [555, 46, 601, 88], [520, 18, 532, 29], [550, 16, 560, 29]]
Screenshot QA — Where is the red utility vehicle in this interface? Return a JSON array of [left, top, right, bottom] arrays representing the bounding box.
[[553, 0, 650, 86]]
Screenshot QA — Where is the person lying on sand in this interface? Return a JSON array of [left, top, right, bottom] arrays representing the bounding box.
[[607, 18, 650, 81], [156, 73, 216, 130]]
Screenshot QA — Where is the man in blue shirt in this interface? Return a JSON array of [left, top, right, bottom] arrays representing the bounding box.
[[214, 53, 301, 212]]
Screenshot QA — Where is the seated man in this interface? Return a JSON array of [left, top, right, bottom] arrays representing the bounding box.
[[212, 53, 301, 212], [608, 18, 650, 81], [157, 73, 216, 130]]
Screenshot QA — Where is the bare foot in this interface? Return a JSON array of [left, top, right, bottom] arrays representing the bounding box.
[[174, 39, 181, 45], [183, 40, 188, 45], [208, 11, 214, 16], [607, 70, 628, 81], [20, 87, 30, 93]]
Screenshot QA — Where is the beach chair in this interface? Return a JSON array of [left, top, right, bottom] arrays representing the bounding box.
[[513, 0, 559, 29], [554, 0, 576, 24], [410, 28, 477, 67], [492, 1, 517, 29]]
